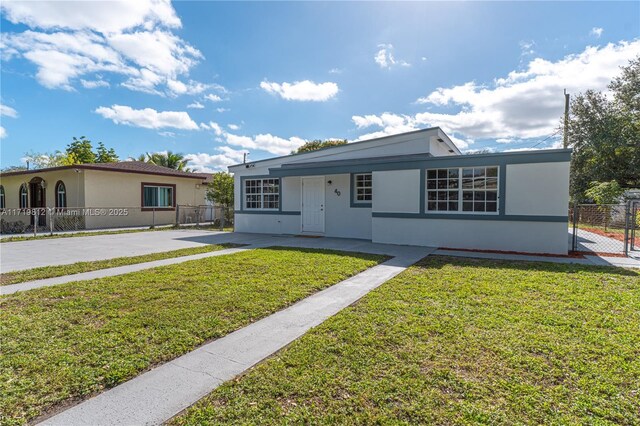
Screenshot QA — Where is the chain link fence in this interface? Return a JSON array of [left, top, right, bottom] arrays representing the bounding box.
[[570, 202, 638, 256], [0, 205, 234, 237]]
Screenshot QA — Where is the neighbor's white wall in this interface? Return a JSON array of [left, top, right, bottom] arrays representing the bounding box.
[[372, 217, 568, 254], [505, 162, 570, 216], [372, 170, 421, 213], [324, 174, 371, 239]]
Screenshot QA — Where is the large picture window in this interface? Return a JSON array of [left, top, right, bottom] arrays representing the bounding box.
[[427, 166, 498, 213], [142, 184, 175, 208], [244, 178, 280, 210], [352, 173, 372, 204]]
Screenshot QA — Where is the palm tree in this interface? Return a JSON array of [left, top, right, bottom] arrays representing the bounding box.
[[128, 151, 192, 171], [148, 151, 191, 171]]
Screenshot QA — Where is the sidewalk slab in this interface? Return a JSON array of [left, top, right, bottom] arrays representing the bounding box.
[[39, 247, 433, 426]]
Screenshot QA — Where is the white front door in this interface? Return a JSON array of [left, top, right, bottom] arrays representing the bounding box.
[[302, 177, 325, 233]]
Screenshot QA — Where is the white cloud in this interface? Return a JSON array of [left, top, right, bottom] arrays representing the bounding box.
[[374, 43, 410, 69], [95, 104, 199, 130], [0, 126, 6, 139], [227, 124, 240, 130], [216, 107, 229, 113], [225, 132, 306, 155], [200, 121, 223, 136], [185, 146, 247, 172], [328, 68, 342, 74], [204, 93, 222, 102], [411, 40, 640, 140], [0, 0, 180, 33], [187, 101, 204, 109], [81, 79, 110, 89], [158, 131, 175, 138], [0, 104, 18, 118], [260, 80, 338, 101], [591, 27, 604, 38], [1, 1, 208, 96], [519, 40, 536, 57]]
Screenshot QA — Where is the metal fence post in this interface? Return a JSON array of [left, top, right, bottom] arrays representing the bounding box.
[[33, 210, 37, 238], [623, 201, 630, 256], [175, 205, 180, 227], [152, 208, 156, 229], [571, 201, 580, 251], [49, 208, 54, 236], [221, 206, 225, 231]]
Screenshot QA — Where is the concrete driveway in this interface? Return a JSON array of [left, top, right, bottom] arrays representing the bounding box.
[[0, 230, 254, 273]]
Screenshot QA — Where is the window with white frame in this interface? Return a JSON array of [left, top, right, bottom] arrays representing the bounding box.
[[426, 166, 498, 213], [244, 178, 280, 210], [142, 184, 174, 208], [19, 184, 28, 209], [56, 181, 67, 208], [353, 173, 372, 203]]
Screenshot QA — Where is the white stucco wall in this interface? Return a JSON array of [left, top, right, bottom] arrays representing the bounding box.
[[505, 162, 570, 216], [372, 170, 421, 213], [325, 174, 371, 239], [234, 213, 301, 234], [372, 217, 568, 254]]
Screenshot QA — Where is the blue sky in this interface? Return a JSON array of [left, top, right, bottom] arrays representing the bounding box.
[[1, 1, 639, 171]]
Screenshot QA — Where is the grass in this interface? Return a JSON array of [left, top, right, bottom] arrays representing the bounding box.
[[0, 243, 241, 286], [0, 224, 232, 243], [172, 256, 640, 426], [0, 247, 384, 425]]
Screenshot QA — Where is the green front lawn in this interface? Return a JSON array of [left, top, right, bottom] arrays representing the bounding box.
[[0, 247, 385, 425], [0, 243, 241, 285], [173, 256, 640, 425]]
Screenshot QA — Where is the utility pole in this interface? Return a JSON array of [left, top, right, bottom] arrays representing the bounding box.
[[563, 89, 570, 149]]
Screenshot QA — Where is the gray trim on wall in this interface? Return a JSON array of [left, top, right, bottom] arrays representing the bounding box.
[[349, 173, 372, 208], [372, 212, 568, 222], [268, 149, 571, 178], [235, 210, 301, 215]]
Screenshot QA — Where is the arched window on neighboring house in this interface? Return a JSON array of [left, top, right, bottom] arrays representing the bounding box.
[[55, 181, 67, 208], [19, 184, 28, 208], [0, 185, 5, 209]]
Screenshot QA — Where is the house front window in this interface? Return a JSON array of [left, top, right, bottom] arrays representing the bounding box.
[[0, 185, 5, 209], [142, 184, 175, 209], [244, 178, 280, 210], [55, 181, 67, 208], [426, 166, 498, 213], [19, 184, 28, 208], [352, 173, 372, 204]]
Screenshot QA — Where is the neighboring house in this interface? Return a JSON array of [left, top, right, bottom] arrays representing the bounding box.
[[0, 162, 209, 230], [230, 128, 571, 254]]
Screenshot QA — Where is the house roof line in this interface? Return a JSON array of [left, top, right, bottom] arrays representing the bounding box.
[[228, 127, 448, 169], [0, 162, 210, 181]]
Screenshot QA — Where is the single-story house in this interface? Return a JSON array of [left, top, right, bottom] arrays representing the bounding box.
[[230, 128, 571, 254], [0, 161, 209, 231]]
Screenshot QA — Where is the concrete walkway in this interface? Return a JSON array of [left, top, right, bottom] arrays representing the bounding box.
[[39, 245, 433, 426], [1, 245, 254, 295]]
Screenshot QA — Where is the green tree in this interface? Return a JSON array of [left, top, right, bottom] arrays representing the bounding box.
[[95, 142, 119, 163], [23, 150, 77, 168], [585, 180, 625, 231], [147, 151, 191, 171], [206, 172, 234, 224], [294, 139, 347, 154], [568, 56, 640, 200], [66, 136, 96, 164]]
